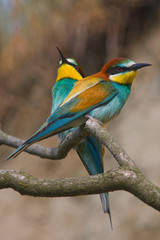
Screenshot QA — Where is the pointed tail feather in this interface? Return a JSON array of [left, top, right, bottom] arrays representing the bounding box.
[[5, 143, 31, 160], [100, 193, 113, 230], [75, 137, 113, 228]]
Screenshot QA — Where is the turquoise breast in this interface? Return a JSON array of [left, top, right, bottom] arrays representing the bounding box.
[[90, 83, 131, 123]]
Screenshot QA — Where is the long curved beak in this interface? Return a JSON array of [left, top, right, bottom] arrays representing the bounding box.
[[56, 47, 69, 64], [130, 63, 152, 71]]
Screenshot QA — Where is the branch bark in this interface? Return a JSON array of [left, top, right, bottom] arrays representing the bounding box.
[[0, 167, 159, 211], [0, 117, 160, 212]]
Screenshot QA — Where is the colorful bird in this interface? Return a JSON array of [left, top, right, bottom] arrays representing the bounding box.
[[5, 56, 151, 158], [52, 48, 111, 226], [5, 57, 151, 158], [6, 55, 151, 227]]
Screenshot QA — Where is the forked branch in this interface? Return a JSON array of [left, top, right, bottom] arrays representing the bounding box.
[[0, 117, 160, 211]]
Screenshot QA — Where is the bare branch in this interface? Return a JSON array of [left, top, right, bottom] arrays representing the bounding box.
[[0, 167, 159, 211], [0, 118, 160, 213]]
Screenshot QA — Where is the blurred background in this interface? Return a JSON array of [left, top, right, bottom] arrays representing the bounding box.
[[0, 0, 160, 239]]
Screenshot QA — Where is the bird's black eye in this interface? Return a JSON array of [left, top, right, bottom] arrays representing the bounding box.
[[117, 67, 122, 71], [68, 62, 85, 77], [74, 65, 79, 71]]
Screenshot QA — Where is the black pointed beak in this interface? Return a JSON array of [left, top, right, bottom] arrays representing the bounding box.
[[56, 47, 69, 64], [129, 63, 152, 71]]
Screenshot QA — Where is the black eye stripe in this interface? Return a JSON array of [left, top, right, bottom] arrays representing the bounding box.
[[67, 62, 85, 78], [107, 66, 127, 75]]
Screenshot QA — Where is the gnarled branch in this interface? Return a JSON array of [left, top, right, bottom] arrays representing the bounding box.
[[0, 117, 160, 212], [0, 166, 159, 211]]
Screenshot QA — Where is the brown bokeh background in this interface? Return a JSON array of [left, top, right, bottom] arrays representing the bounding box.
[[0, 1, 160, 239]]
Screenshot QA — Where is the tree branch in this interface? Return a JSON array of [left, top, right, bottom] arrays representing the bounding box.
[[0, 118, 160, 212], [0, 126, 88, 160], [0, 167, 159, 211]]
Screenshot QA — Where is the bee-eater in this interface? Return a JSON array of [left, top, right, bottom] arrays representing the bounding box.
[[52, 48, 112, 226], [6, 56, 151, 225], [5, 57, 151, 158]]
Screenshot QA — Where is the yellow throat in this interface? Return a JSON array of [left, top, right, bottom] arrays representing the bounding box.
[[56, 64, 83, 82], [110, 71, 137, 84]]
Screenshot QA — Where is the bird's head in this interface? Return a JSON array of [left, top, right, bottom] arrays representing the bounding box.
[[56, 47, 85, 82], [101, 58, 151, 85]]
